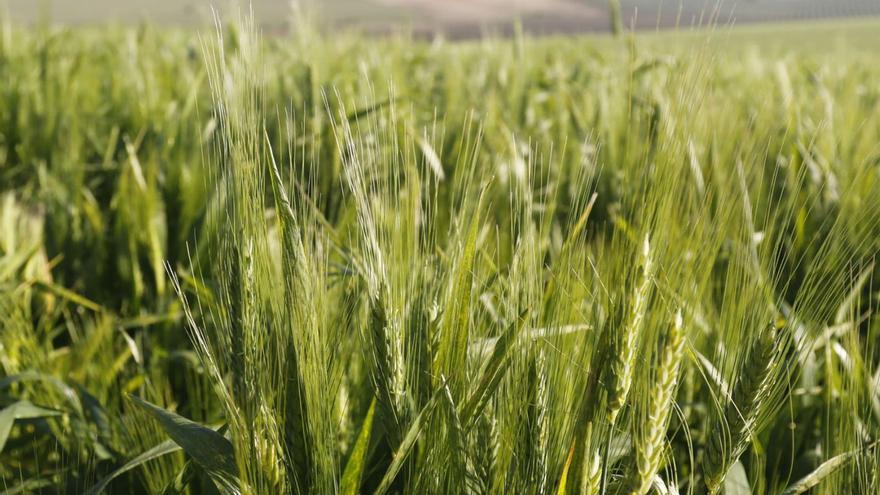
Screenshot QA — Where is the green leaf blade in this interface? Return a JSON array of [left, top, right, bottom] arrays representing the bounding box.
[[129, 395, 239, 490], [340, 397, 377, 495]]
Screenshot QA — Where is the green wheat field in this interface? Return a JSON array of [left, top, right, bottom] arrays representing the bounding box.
[[1, 7, 879, 495]]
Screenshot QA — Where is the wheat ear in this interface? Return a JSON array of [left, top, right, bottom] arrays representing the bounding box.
[[630, 310, 685, 495], [607, 234, 655, 424], [703, 320, 782, 493]]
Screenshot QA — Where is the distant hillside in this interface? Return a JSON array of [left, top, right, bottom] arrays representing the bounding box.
[[4, 0, 879, 36]]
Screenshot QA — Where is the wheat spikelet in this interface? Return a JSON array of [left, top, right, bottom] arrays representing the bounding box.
[[631, 310, 685, 495], [579, 422, 602, 495], [703, 320, 782, 493], [367, 286, 407, 438], [607, 234, 655, 424], [470, 411, 498, 494], [534, 350, 550, 491]]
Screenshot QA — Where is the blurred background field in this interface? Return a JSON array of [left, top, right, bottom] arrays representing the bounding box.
[[5, 0, 880, 36]]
